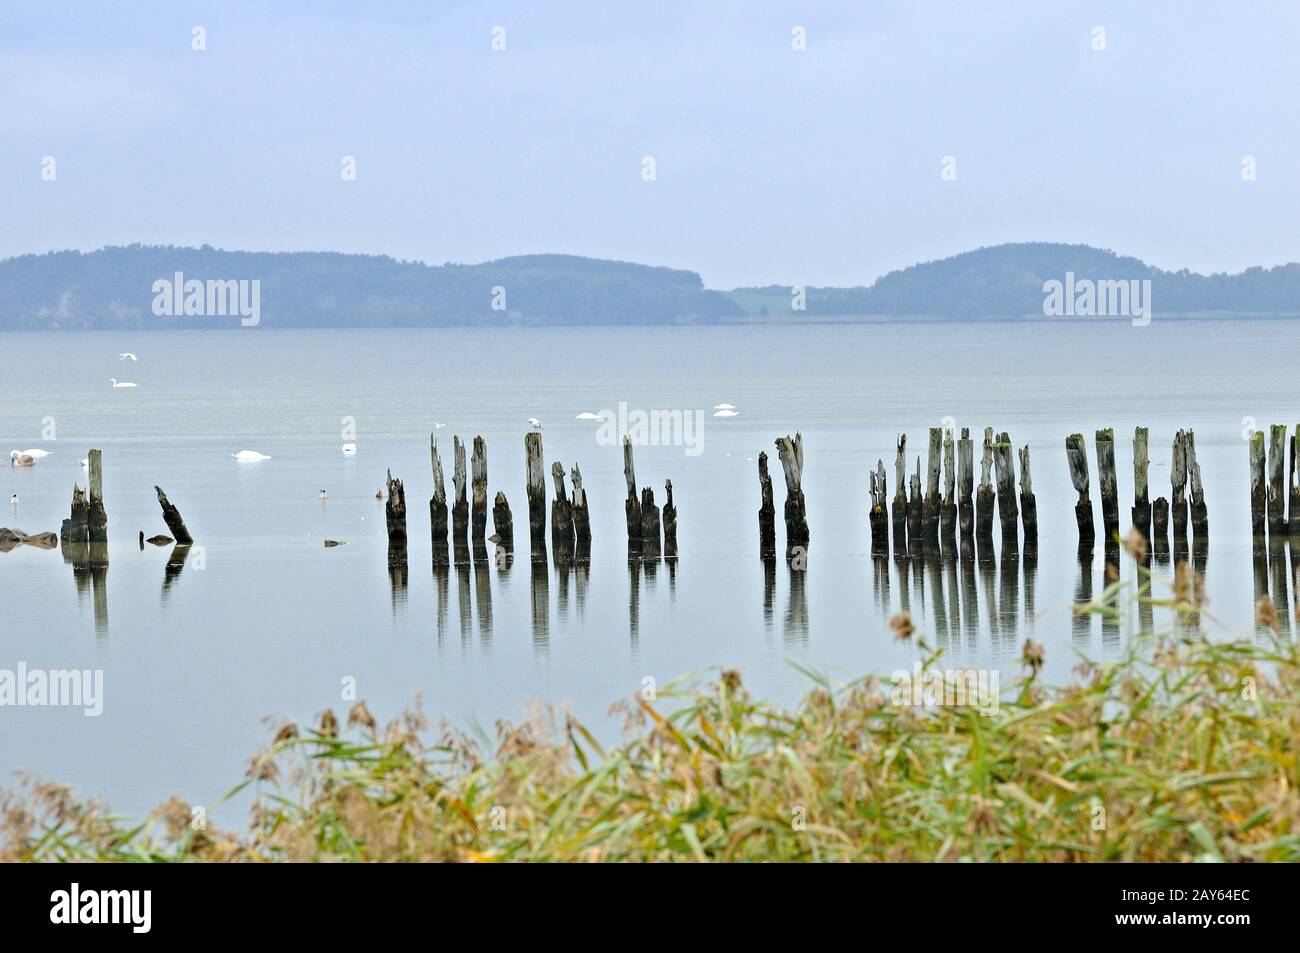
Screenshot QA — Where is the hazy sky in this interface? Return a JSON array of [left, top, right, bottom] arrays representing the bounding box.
[[2, 1, 1297, 288]]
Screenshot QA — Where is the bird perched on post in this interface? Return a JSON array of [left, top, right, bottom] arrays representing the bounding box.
[[528, 417, 542, 432]]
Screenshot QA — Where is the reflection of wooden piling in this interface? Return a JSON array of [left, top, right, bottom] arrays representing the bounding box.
[[526, 432, 547, 557], [1268, 424, 1286, 537], [1249, 430, 1266, 539], [892, 435, 908, 557], [662, 479, 678, 559], [923, 427, 942, 546], [869, 459, 888, 555], [1096, 428, 1118, 543], [550, 462, 575, 561], [992, 433, 1018, 546], [1171, 430, 1189, 537], [775, 433, 809, 548], [1065, 434, 1094, 553], [87, 449, 107, 545], [975, 428, 994, 542], [571, 465, 591, 559], [1132, 426, 1151, 541], [757, 451, 776, 558], [1018, 444, 1037, 549], [640, 486, 661, 560], [153, 486, 193, 545], [623, 436, 641, 550], [471, 436, 488, 543], [492, 491, 514, 555], [957, 428, 974, 543], [385, 468, 407, 567], [452, 436, 469, 548], [1187, 429, 1208, 536], [941, 428, 957, 544]]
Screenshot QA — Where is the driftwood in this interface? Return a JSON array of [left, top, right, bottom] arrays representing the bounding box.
[[957, 428, 974, 543], [1132, 427, 1151, 541], [975, 428, 994, 542], [1065, 433, 1094, 553], [526, 432, 547, 557], [662, 479, 677, 559], [572, 464, 591, 559], [1249, 430, 1266, 539], [623, 436, 642, 549], [640, 486, 661, 560], [550, 462, 575, 561], [153, 486, 194, 545], [775, 433, 809, 549], [1095, 428, 1118, 543], [992, 432, 1018, 546], [892, 435, 908, 557], [471, 436, 488, 542], [868, 459, 888, 555], [757, 451, 776, 558]]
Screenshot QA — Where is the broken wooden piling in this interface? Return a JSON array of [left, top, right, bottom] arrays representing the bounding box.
[[492, 491, 514, 555], [757, 451, 776, 558], [471, 436, 488, 543], [153, 486, 193, 545], [60, 484, 89, 545], [892, 435, 908, 556], [385, 468, 407, 566], [1132, 427, 1151, 542], [550, 461, 575, 560], [906, 458, 923, 552], [663, 479, 678, 559], [957, 428, 974, 543], [1249, 429, 1266, 539], [572, 464, 592, 559], [87, 449, 107, 545], [775, 433, 809, 549], [941, 427, 957, 544], [430, 435, 449, 564], [1187, 429, 1208, 536], [1065, 434, 1095, 553], [1268, 424, 1286, 537], [1095, 428, 1118, 543], [623, 436, 642, 551], [1018, 444, 1037, 547], [526, 432, 547, 557], [923, 427, 942, 546], [640, 486, 662, 560], [1290, 428, 1300, 537], [975, 428, 995, 542], [992, 433, 1018, 546], [1171, 430, 1189, 537], [452, 435, 469, 548], [869, 459, 888, 555]]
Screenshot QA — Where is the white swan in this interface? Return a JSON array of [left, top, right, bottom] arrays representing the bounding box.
[[528, 417, 542, 431], [575, 412, 602, 421], [9, 453, 35, 467], [118, 352, 138, 361], [713, 409, 739, 417], [713, 403, 736, 410], [232, 450, 272, 461], [11, 449, 50, 461], [341, 443, 357, 455], [110, 378, 137, 388]]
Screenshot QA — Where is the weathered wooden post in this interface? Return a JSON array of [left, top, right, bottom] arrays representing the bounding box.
[[1018, 445, 1037, 547], [1187, 429, 1208, 537], [430, 435, 450, 565], [1249, 429, 1266, 539], [572, 464, 591, 560], [550, 461, 575, 562], [775, 433, 809, 549], [906, 459, 923, 553], [640, 486, 661, 560], [992, 433, 1018, 546], [451, 436, 470, 550], [941, 427, 957, 544], [526, 432, 547, 558], [1065, 434, 1094, 554], [492, 491, 514, 555], [471, 436, 488, 543], [662, 479, 677, 559], [1290, 427, 1300, 537], [975, 428, 995, 542], [60, 484, 89, 545], [1132, 427, 1151, 542], [957, 428, 974, 543], [869, 460, 888, 555], [153, 486, 193, 545], [923, 427, 942, 546], [87, 449, 107, 545], [1268, 424, 1287, 537], [385, 469, 407, 567], [892, 435, 908, 557], [757, 451, 776, 558], [623, 436, 641, 552], [1096, 428, 1118, 543], [1171, 430, 1189, 537]]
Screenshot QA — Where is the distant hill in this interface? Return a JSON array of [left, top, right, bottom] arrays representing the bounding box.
[[0, 246, 742, 330], [728, 243, 1300, 318], [3, 242, 1300, 330]]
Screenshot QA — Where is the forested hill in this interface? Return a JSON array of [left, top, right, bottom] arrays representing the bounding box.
[[729, 243, 1300, 318], [0, 246, 743, 329]]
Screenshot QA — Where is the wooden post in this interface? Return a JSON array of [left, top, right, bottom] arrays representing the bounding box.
[[906, 459, 923, 552], [87, 449, 107, 544], [1187, 429, 1208, 536], [757, 451, 776, 558], [526, 431, 547, 557], [662, 479, 678, 559], [492, 491, 514, 555], [430, 435, 449, 565], [923, 427, 942, 545], [640, 486, 661, 560], [1268, 424, 1286, 537], [957, 428, 974, 543], [623, 436, 641, 550], [1132, 426, 1151, 541], [975, 428, 994, 542], [471, 436, 488, 543], [1290, 427, 1300, 537], [1018, 444, 1037, 546], [61, 484, 89, 544], [385, 468, 407, 566], [892, 435, 908, 556], [1065, 434, 1094, 553], [1095, 428, 1118, 543], [572, 464, 591, 559], [153, 486, 193, 545], [550, 461, 575, 561], [775, 433, 809, 548], [1171, 430, 1189, 537], [992, 432, 1018, 546], [940, 427, 957, 543], [1249, 429, 1266, 539], [869, 459, 888, 555], [451, 435, 469, 548]]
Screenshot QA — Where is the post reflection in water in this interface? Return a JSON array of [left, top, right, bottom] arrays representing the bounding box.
[[628, 555, 641, 656], [63, 537, 109, 638], [454, 560, 472, 652], [473, 553, 493, 653], [784, 557, 808, 648], [530, 557, 549, 658], [432, 564, 449, 649], [161, 543, 191, 604], [762, 557, 776, 638]]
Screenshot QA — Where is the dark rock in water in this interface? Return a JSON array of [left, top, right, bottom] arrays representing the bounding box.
[[146, 535, 174, 546], [324, 539, 345, 547]]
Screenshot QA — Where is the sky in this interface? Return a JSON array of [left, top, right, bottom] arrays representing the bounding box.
[[2, 1, 1298, 289]]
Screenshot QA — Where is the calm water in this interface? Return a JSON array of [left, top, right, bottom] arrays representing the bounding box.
[[1, 320, 1298, 815]]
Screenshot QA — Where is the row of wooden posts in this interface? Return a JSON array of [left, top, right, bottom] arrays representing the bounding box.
[[1248, 424, 1300, 541]]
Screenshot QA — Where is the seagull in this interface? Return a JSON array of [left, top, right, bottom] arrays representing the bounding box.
[[110, 378, 137, 388], [79, 458, 88, 467], [575, 411, 603, 421], [714, 403, 736, 410], [118, 352, 138, 362], [319, 489, 329, 501], [433, 422, 446, 430], [375, 489, 384, 500], [232, 450, 272, 462], [341, 443, 357, 455], [713, 409, 739, 417], [9, 494, 17, 508], [528, 417, 542, 432]]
